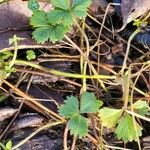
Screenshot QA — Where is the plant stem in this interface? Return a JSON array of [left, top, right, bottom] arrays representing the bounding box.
[[14, 60, 116, 80], [123, 68, 131, 110], [120, 28, 141, 74], [8, 35, 18, 68], [74, 19, 90, 92]]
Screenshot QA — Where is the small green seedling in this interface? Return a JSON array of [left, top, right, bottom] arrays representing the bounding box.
[[26, 50, 36, 60], [28, 0, 92, 43], [59, 92, 103, 138]]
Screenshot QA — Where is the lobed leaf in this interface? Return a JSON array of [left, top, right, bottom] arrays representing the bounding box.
[[32, 27, 51, 44], [58, 95, 79, 118], [51, 0, 70, 10], [47, 9, 73, 26], [99, 108, 123, 128], [49, 24, 69, 43], [80, 92, 103, 113], [68, 115, 88, 138], [132, 100, 149, 116], [30, 10, 48, 27], [115, 114, 143, 142], [71, 0, 92, 18]]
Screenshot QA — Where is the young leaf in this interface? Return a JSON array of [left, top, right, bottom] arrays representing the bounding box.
[[47, 9, 73, 26], [99, 108, 123, 128], [80, 92, 103, 113], [5, 140, 12, 150], [51, 0, 70, 10], [68, 115, 88, 138], [132, 100, 149, 116], [26, 50, 36, 60], [28, 0, 40, 12], [71, 0, 92, 18], [59, 96, 79, 118], [32, 27, 51, 44], [30, 10, 48, 27], [115, 114, 143, 142]]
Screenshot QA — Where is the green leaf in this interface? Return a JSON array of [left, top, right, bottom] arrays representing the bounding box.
[[51, 0, 70, 10], [80, 92, 103, 113], [132, 100, 149, 116], [59, 95, 79, 118], [30, 10, 48, 27], [0, 51, 13, 61], [68, 115, 88, 138], [47, 9, 73, 26], [28, 0, 40, 12], [32, 27, 51, 44], [5, 140, 12, 150], [99, 108, 123, 128], [71, 0, 92, 18], [115, 114, 143, 142], [49, 24, 68, 43], [26, 50, 36, 60]]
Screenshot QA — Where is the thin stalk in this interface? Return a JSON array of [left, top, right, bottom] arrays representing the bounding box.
[[9, 35, 18, 68], [122, 68, 131, 111], [14, 60, 116, 80], [74, 19, 90, 92], [121, 28, 141, 74]]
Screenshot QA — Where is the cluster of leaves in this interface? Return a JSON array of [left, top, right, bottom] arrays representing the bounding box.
[[28, 0, 91, 43], [59, 92, 103, 138], [99, 100, 149, 142]]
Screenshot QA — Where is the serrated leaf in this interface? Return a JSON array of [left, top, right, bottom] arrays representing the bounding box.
[[30, 10, 48, 27], [51, 0, 70, 10], [68, 115, 88, 138], [28, 0, 40, 12], [132, 100, 149, 116], [99, 108, 123, 128], [47, 9, 73, 26], [71, 0, 92, 18], [32, 27, 51, 44], [115, 114, 143, 142], [49, 24, 68, 43], [59, 96, 79, 118], [80, 92, 103, 113]]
